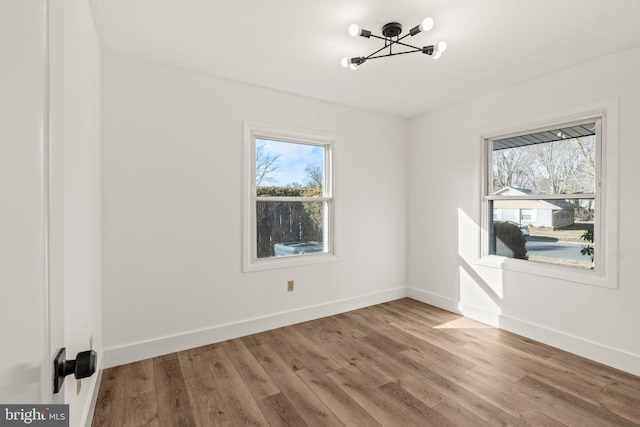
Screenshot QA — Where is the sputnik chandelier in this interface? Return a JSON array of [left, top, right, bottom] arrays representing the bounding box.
[[341, 18, 447, 69]]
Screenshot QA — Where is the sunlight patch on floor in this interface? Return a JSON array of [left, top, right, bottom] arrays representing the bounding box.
[[433, 317, 494, 329]]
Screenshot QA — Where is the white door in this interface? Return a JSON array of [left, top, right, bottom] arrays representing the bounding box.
[[0, 0, 64, 404]]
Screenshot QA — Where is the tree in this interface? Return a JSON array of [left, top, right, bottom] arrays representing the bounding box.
[[530, 139, 588, 194], [576, 136, 596, 174], [304, 165, 323, 189], [493, 148, 532, 191], [493, 136, 596, 195], [256, 143, 279, 186]]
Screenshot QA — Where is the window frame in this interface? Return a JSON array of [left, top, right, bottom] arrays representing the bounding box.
[[477, 104, 618, 289], [243, 121, 337, 272]]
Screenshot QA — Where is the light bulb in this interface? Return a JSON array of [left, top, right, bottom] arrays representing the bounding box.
[[420, 17, 434, 32], [432, 51, 442, 60], [349, 63, 358, 70], [349, 24, 360, 37], [437, 41, 447, 53], [341, 57, 349, 68]]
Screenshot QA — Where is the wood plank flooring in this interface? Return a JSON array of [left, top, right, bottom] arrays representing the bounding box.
[[92, 299, 640, 426]]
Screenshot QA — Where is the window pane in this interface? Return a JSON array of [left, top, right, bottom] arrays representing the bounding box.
[[256, 201, 326, 259], [492, 124, 596, 195], [256, 139, 324, 192], [490, 199, 595, 269]]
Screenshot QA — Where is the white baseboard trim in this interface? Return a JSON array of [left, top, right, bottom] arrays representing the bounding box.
[[102, 287, 408, 368], [407, 287, 460, 314], [407, 288, 640, 377], [498, 310, 640, 377]]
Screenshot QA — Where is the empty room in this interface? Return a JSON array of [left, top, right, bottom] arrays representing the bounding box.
[[2, 0, 640, 426]]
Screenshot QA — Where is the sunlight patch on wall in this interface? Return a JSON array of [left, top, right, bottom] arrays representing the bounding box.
[[460, 266, 503, 308], [457, 207, 505, 304], [457, 207, 479, 263]]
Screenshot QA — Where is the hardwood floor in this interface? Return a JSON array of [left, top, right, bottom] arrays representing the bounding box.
[[92, 299, 640, 426]]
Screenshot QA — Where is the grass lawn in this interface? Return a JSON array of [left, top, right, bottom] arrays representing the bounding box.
[[528, 222, 593, 243]]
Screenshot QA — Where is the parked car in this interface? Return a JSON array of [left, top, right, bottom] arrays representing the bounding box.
[[274, 241, 324, 256]]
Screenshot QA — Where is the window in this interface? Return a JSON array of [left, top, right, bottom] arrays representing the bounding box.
[[520, 210, 534, 221], [481, 110, 617, 288], [243, 122, 336, 271]]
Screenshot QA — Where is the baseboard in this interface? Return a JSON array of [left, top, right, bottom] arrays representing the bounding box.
[[498, 309, 640, 377], [408, 288, 640, 377], [102, 286, 408, 368], [407, 287, 460, 314]]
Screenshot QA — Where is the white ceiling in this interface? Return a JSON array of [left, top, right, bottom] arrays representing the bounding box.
[[89, 0, 640, 118]]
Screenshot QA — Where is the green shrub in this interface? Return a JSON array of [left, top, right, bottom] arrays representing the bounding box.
[[580, 224, 594, 264], [256, 187, 321, 197], [494, 222, 528, 260]]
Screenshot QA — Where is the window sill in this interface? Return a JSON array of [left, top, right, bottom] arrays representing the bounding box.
[[475, 255, 616, 289], [243, 252, 339, 272]]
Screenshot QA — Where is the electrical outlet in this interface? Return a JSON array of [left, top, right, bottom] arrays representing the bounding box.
[[287, 280, 294, 292]]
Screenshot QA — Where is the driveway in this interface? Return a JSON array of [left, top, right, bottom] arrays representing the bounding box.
[[525, 237, 590, 263]]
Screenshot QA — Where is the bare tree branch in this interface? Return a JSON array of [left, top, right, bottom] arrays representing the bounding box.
[[256, 143, 279, 186], [304, 164, 323, 189], [493, 136, 596, 195]]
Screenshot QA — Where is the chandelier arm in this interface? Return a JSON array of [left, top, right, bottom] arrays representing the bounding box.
[[395, 32, 411, 43], [388, 39, 421, 50], [366, 49, 423, 60], [369, 32, 412, 43], [368, 34, 421, 51], [365, 44, 394, 59], [364, 43, 422, 60]]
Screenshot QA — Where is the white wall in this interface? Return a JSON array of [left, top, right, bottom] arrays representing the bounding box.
[[0, 0, 49, 403], [63, 0, 103, 425], [408, 46, 640, 375], [101, 55, 408, 366]]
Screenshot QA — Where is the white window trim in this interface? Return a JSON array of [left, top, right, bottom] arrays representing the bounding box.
[[476, 101, 619, 289], [243, 120, 338, 272]]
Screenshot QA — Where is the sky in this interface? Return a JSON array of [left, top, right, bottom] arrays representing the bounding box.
[[257, 138, 324, 187]]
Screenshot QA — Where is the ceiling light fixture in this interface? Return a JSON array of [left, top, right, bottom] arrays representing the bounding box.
[[342, 18, 447, 69]]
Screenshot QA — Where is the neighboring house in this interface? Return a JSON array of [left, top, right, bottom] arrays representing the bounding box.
[[493, 187, 578, 229]]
